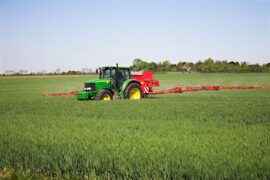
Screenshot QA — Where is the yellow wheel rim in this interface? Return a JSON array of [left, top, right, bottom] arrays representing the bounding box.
[[129, 88, 141, 99], [103, 94, 111, 101]]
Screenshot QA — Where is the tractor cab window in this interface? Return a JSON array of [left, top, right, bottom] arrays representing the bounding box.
[[111, 69, 115, 78], [123, 69, 131, 80], [117, 69, 130, 79], [103, 68, 111, 79], [102, 68, 116, 79]]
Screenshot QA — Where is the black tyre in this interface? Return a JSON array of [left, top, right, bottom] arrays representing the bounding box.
[[96, 89, 113, 101], [124, 83, 143, 99]]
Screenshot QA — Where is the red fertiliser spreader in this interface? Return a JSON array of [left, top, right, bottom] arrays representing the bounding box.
[[131, 71, 160, 94]]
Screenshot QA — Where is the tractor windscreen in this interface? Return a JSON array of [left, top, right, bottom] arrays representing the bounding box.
[[102, 68, 115, 79], [102, 68, 110, 79]]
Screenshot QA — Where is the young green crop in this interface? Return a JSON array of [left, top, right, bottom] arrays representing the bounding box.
[[0, 73, 270, 179]]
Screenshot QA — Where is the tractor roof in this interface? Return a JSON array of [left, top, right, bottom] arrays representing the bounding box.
[[102, 66, 130, 69]]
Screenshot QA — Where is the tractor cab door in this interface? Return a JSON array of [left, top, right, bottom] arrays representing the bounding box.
[[115, 68, 130, 90]]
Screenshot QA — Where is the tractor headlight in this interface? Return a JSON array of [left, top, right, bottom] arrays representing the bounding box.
[[84, 83, 96, 91]]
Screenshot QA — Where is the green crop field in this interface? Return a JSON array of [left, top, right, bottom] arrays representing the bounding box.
[[0, 73, 270, 179]]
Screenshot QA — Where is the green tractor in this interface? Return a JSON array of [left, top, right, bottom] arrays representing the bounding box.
[[77, 64, 143, 101]]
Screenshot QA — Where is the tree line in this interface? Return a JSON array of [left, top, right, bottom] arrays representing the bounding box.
[[1, 58, 270, 76], [131, 58, 270, 73]]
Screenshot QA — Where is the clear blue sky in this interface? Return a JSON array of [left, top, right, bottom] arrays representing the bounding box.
[[0, 0, 269, 73]]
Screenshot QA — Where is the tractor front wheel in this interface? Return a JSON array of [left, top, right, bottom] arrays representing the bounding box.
[[124, 83, 143, 100], [96, 90, 113, 101]]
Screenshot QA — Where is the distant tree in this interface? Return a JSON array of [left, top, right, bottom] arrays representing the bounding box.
[[170, 64, 177, 72], [195, 61, 203, 72], [162, 60, 171, 71], [156, 62, 163, 72], [204, 58, 215, 65], [132, 58, 146, 71], [262, 63, 270, 72], [148, 62, 158, 72], [132, 59, 158, 72], [177, 62, 186, 71], [240, 62, 248, 72], [248, 64, 262, 72]]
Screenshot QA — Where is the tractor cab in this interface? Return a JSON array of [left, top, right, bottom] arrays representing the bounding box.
[[100, 66, 131, 90]]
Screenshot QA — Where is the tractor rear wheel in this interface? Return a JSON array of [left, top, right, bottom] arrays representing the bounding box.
[[96, 90, 113, 101], [124, 83, 143, 99]]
